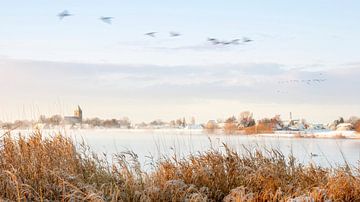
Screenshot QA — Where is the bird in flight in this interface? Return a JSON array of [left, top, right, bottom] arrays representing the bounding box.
[[208, 38, 244, 46], [207, 38, 221, 45], [58, 10, 73, 20], [170, 32, 181, 37], [221, 41, 232, 45], [145, 32, 157, 37], [231, 39, 240, 45], [310, 152, 319, 157], [100, 16, 113, 24], [243, 37, 253, 43]]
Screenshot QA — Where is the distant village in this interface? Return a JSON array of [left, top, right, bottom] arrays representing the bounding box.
[[1, 106, 360, 134]]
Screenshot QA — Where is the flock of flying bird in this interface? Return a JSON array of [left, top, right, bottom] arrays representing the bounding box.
[[278, 79, 327, 85], [57, 10, 254, 46], [276, 78, 327, 94], [207, 37, 253, 46], [144, 31, 181, 38], [58, 10, 114, 24], [58, 10, 328, 92]]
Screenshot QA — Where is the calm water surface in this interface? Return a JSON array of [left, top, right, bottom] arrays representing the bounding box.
[[5, 129, 360, 170]]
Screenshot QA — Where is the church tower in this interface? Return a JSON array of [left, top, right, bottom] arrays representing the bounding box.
[[74, 105, 83, 123]]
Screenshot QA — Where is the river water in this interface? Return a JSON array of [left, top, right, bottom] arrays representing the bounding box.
[[3, 129, 360, 170]]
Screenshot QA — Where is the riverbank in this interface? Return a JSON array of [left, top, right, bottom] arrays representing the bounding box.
[[0, 131, 360, 201], [2, 128, 358, 139]]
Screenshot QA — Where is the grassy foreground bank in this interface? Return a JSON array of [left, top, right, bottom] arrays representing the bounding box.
[[0, 131, 360, 201]]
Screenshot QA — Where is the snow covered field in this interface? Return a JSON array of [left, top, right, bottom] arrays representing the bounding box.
[[271, 130, 359, 138]]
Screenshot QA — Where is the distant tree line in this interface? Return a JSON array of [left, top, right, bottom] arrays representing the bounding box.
[[39, 115, 63, 126], [223, 111, 279, 133], [0, 115, 132, 129], [330, 116, 360, 131], [83, 117, 131, 128], [1, 114, 360, 132], [0, 120, 34, 130]]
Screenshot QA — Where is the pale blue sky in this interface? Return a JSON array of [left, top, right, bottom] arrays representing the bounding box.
[[1, 0, 360, 65], [0, 1, 360, 122]]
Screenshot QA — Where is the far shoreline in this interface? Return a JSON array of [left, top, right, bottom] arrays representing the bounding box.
[[1, 128, 359, 139]]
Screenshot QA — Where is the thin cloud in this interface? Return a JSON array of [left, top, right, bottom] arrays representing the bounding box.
[[0, 58, 359, 105]]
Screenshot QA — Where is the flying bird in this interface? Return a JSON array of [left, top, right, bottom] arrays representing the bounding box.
[[207, 38, 221, 45], [145, 32, 157, 37], [310, 153, 319, 157], [221, 41, 232, 45], [208, 38, 244, 46], [100, 16, 113, 24], [243, 37, 253, 43], [231, 39, 240, 45], [169, 32, 181, 37], [58, 10, 72, 20]]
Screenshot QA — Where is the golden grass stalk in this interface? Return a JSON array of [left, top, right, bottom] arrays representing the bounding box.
[[0, 131, 360, 201]]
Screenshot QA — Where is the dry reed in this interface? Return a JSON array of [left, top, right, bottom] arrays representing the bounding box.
[[0, 131, 359, 201]]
